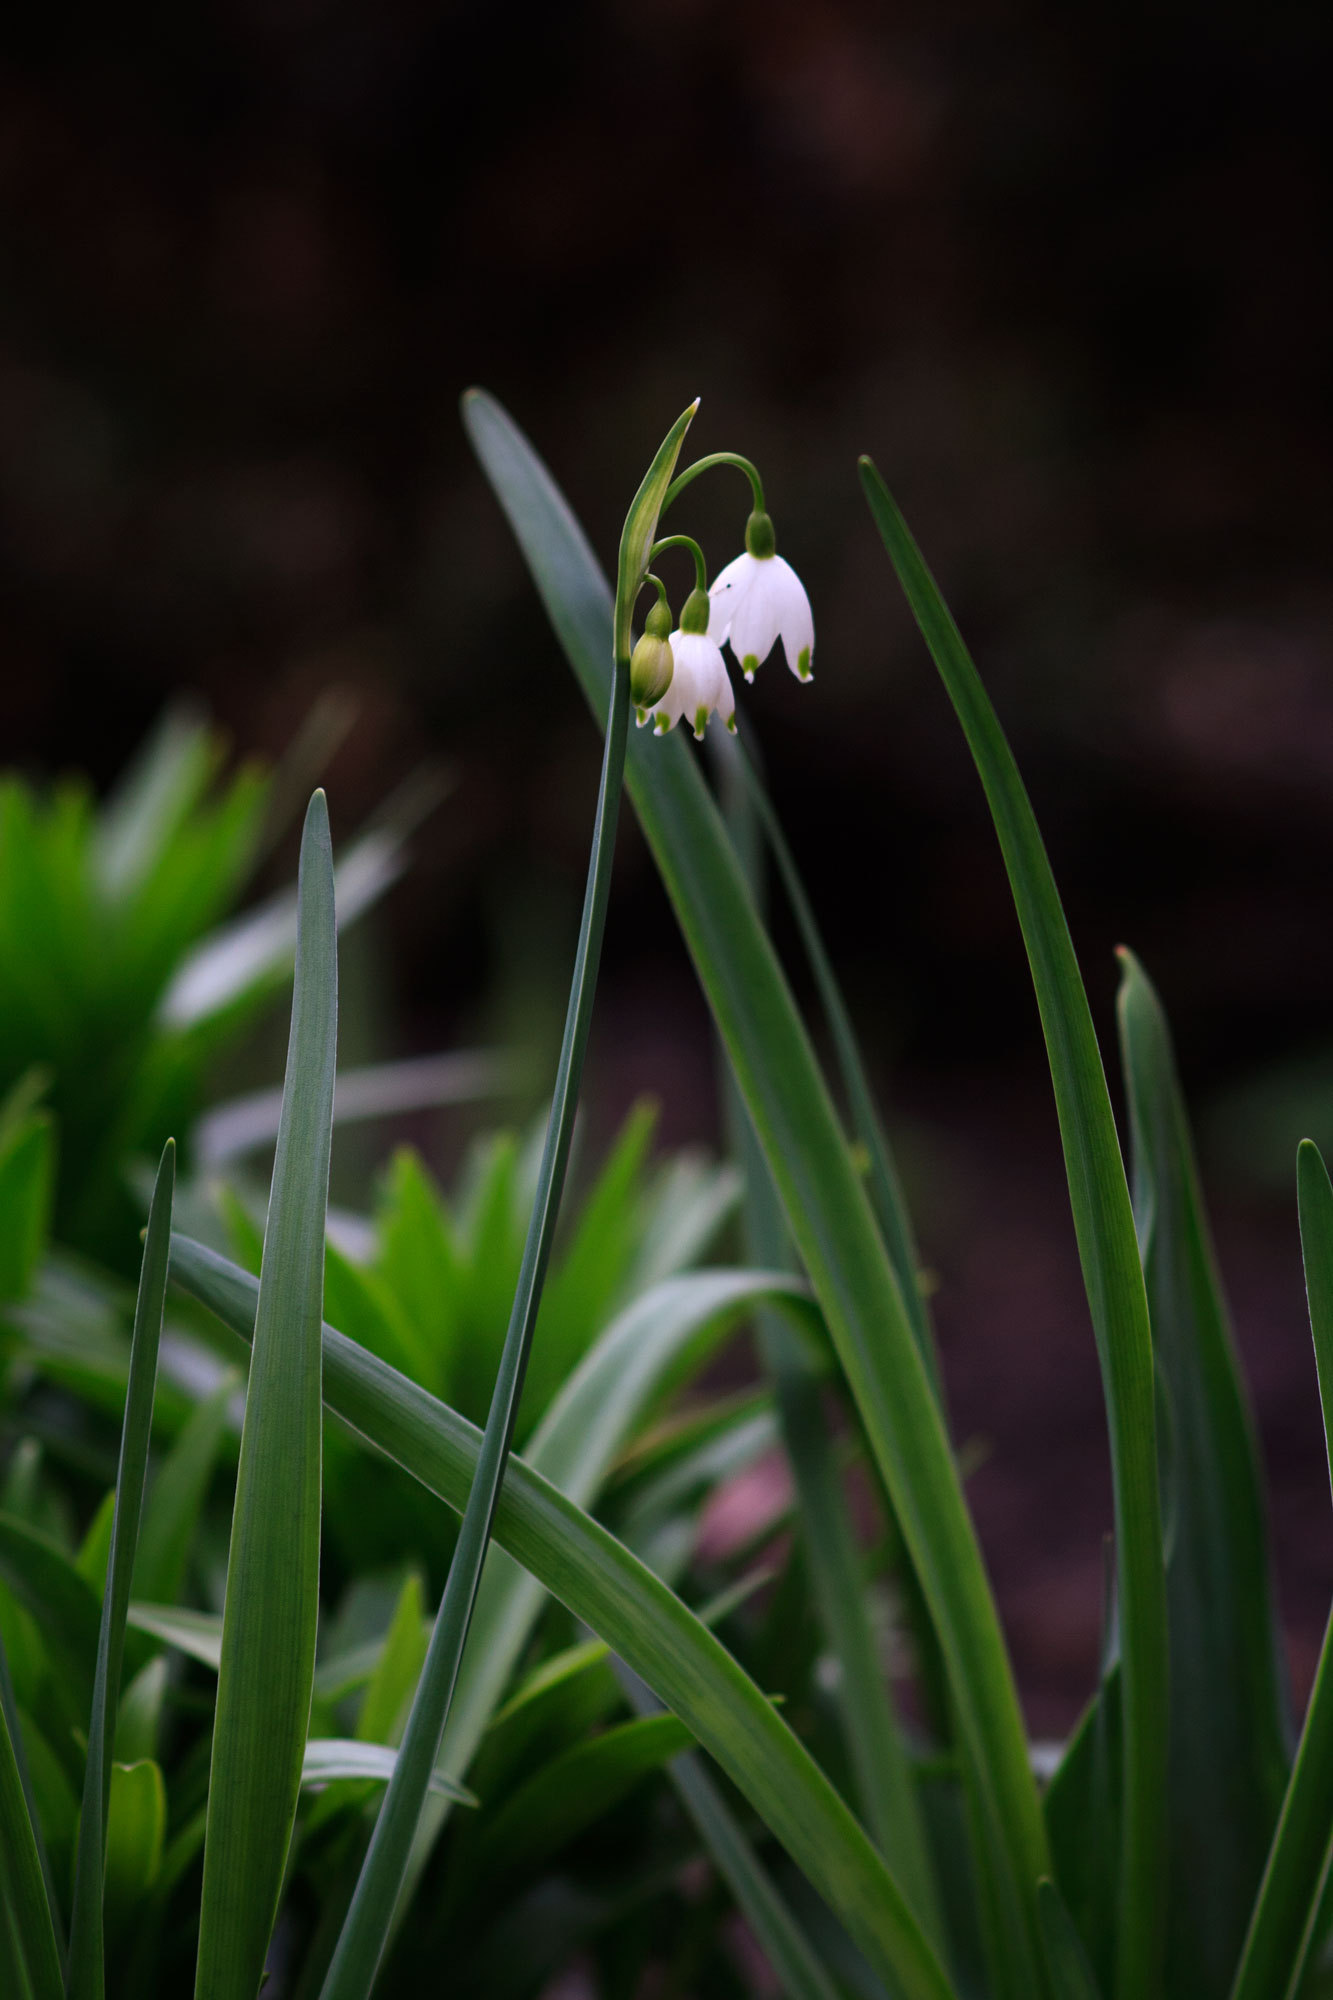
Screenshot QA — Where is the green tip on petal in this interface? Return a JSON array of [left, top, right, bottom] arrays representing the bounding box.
[[796, 647, 812, 680], [743, 655, 759, 681]]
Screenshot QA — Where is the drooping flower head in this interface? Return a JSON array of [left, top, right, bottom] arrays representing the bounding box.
[[646, 586, 735, 739], [707, 509, 814, 684]]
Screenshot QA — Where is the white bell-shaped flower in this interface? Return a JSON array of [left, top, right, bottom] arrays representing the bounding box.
[[706, 511, 814, 683], [647, 587, 736, 739]]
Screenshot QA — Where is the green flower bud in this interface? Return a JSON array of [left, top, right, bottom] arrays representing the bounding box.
[[630, 615, 674, 713]]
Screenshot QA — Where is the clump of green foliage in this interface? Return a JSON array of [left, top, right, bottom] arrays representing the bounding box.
[[2, 394, 1332, 2000]]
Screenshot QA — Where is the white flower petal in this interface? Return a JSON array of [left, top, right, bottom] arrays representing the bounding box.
[[726, 559, 783, 680], [707, 551, 761, 645], [767, 556, 815, 680]]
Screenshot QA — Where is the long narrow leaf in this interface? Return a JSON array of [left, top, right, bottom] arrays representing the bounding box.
[[620, 1664, 842, 2000], [860, 456, 1167, 2000], [717, 737, 943, 1947], [170, 1233, 957, 2000], [319, 398, 698, 2000], [732, 739, 940, 1397], [464, 387, 1045, 1998], [398, 1266, 817, 1916], [1116, 949, 1288, 1997], [195, 791, 337, 2000], [67, 1140, 175, 2000], [1229, 1140, 1333, 1999]]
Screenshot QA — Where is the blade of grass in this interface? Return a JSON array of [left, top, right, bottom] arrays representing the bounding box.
[[464, 386, 1046, 2000], [67, 1139, 175, 2000], [194, 790, 337, 2000], [1229, 1140, 1333, 1999], [860, 456, 1168, 2000], [170, 1232, 958, 2000], [1116, 949, 1288, 1998], [318, 399, 698, 2000]]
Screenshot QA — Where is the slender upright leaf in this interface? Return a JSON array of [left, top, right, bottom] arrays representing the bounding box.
[[319, 399, 699, 2000], [1117, 949, 1288, 1996], [861, 456, 1167, 2000], [194, 791, 337, 2000], [1230, 1141, 1333, 2000], [68, 1139, 175, 2000], [170, 1234, 957, 2000], [717, 728, 943, 1945], [464, 386, 1046, 1999]]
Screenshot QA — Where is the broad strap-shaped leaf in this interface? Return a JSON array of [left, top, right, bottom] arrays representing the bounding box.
[[1117, 950, 1289, 1997], [170, 1233, 958, 2000], [195, 791, 337, 2000], [464, 385, 1045, 2000], [1230, 1141, 1333, 1999], [861, 455, 1167, 2000], [68, 1139, 175, 2000]]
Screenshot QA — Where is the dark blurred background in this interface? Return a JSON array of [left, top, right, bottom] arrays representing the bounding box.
[[2, 0, 1332, 1735]]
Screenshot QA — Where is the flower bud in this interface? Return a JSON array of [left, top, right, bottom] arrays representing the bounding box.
[[631, 597, 674, 716]]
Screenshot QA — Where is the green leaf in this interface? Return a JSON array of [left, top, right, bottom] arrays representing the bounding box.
[[1038, 1878, 1105, 2000], [464, 389, 1043, 1995], [717, 728, 943, 1946], [727, 736, 940, 1396], [171, 1232, 957, 2000], [319, 406, 700, 2000], [126, 1603, 223, 1672], [1116, 950, 1289, 1996], [194, 791, 337, 2000], [300, 1740, 475, 1805], [355, 1574, 427, 1747], [131, 1371, 237, 1609], [114, 1657, 168, 1766], [68, 1139, 174, 2000], [620, 1666, 842, 2000], [860, 454, 1167, 2000], [1229, 1141, 1333, 2000], [400, 1267, 816, 1915], [103, 1758, 165, 1943], [0, 1676, 62, 2000], [0, 1102, 54, 1304], [0, 1516, 100, 1716], [1045, 1651, 1123, 1996], [614, 395, 700, 661], [466, 1712, 693, 1893], [74, 1492, 116, 1601]]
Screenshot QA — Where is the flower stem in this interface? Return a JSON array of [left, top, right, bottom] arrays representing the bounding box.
[[650, 532, 709, 593], [663, 450, 765, 515], [319, 653, 632, 2000]]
